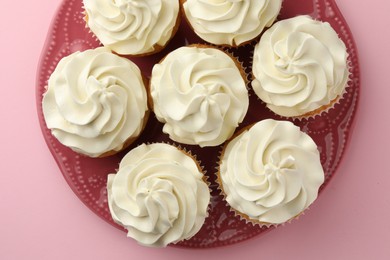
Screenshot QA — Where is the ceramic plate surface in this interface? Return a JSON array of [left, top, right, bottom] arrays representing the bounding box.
[[36, 0, 360, 248]]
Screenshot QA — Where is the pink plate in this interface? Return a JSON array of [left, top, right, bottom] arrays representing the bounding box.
[[36, 0, 359, 248]]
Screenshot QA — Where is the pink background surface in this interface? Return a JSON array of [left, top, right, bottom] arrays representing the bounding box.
[[1, 0, 389, 259]]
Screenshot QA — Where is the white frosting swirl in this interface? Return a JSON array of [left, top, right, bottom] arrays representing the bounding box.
[[107, 143, 210, 247], [183, 0, 282, 46], [42, 47, 148, 157], [219, 119, 324, 224], [83, 0, 180, 55], [150, 46, 249, 147], [252, 15, 349, 117]]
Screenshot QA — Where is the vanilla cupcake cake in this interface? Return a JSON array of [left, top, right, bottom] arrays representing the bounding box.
[[218, 119, 324, 225], [83, 0, 180, 56], [42, 47, 149, 158], [150, 45, 249, 147], [252, 15, 350, 118], [107, 143, 210, 247], [181, 0, 282, 46]]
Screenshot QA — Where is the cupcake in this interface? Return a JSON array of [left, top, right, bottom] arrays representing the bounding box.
[[251, 15, 350, 118], [42, 47, 149, 158], [150, 45, 249, 147], [83, 0, 181, 56], [218, 119, 324, 225], [181, 0, 282, 46], [107, 143, 210, 247]]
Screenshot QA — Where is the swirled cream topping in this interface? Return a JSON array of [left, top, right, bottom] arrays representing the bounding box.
[[83, 0, 180, 55], [252, 15, 349, 117], [42, 47, 148, 157], [219, 119, 324, 224], [182, 0, 282, 46], [107, 143, 210, 247], [150, 46, 249, 147]]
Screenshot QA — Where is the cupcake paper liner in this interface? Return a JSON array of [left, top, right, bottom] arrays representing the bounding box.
[[215, 124, 316, 228], [108, 141, 213, 247], [248, 32, 353, 121]]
